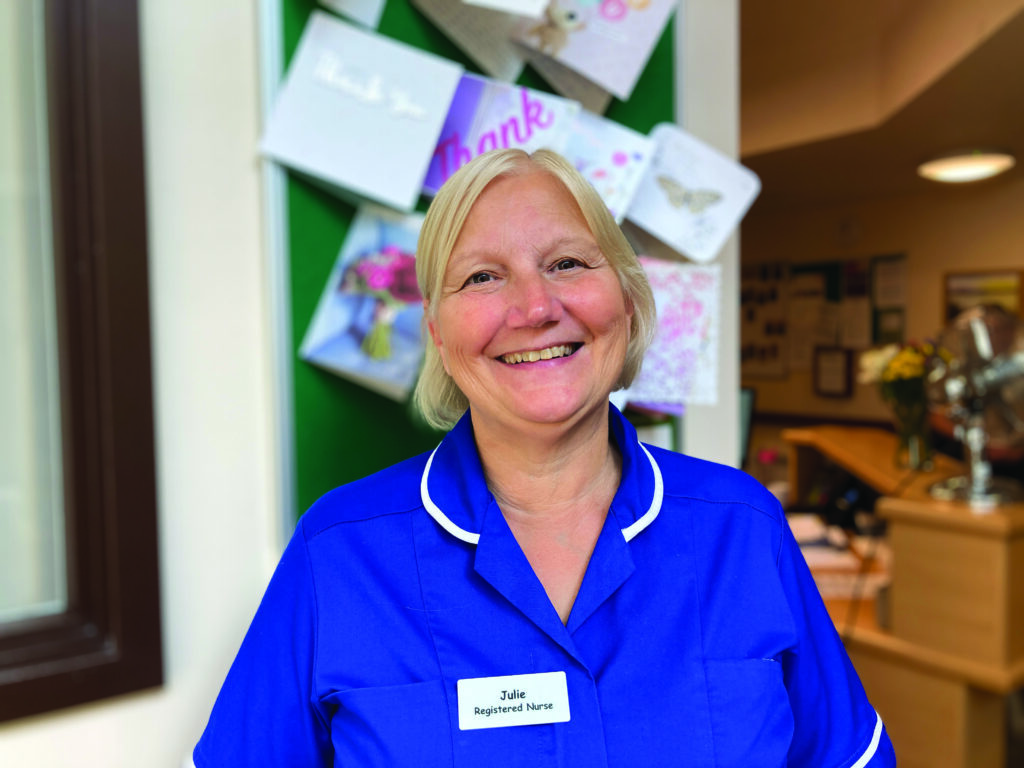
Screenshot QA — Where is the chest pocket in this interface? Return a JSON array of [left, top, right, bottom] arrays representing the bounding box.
[[704, 658, 792, 768], [330, 680, 453, 767]]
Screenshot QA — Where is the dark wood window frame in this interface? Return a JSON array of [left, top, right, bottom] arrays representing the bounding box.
[[0, 0, 162, 722]]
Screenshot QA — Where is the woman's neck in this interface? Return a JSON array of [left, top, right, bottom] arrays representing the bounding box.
[[471, 408, 622, 624], [471, 408, 619, 521]]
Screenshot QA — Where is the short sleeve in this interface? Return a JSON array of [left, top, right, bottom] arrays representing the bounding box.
[[194, 524, 331, 767], [778, 523, 897, 767]]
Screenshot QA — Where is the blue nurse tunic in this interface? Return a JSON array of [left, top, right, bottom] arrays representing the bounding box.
[[194, 406, 896, 767]]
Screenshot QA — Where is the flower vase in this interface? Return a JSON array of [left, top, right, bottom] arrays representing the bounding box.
[[890, 400, 933, 471]]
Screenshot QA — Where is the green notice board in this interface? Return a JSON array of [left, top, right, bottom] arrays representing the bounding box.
[[280, 0, 676, 515]]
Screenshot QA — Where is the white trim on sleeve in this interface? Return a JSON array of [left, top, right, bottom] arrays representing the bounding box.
[[849, 710, 884, 768]]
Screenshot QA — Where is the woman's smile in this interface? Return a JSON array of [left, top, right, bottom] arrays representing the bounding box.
[[498, 343, 580, 365]]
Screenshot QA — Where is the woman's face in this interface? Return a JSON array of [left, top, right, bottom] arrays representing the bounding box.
[[427, 170, 632, 437]]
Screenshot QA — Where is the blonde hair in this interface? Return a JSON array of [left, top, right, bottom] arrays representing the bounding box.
[[413, 148, 656, 430]]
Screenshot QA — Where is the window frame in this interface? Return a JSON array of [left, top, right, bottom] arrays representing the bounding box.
[[0, 0, 162, 722]]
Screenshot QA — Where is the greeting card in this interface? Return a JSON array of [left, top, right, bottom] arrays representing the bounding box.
[[625, 123, 761, 264], [410, 0, 526, 82], [261, 11, 463, 211], [300, 205, 426, 401], [318, 0, 385, 29], [512, 0, 678, 101], [423, 73, 580, 194], [624, 258, 721, 406], [562, 110, 653, 222]]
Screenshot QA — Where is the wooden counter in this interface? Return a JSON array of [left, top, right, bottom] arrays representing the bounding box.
[[783, 425, 1024, 768]]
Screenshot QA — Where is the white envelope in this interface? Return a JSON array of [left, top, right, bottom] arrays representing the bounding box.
[[261, 11, 464, 211], [626, 124, 761, 263]]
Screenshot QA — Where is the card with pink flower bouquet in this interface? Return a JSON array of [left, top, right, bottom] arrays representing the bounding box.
[[300, 205, 426, 401]]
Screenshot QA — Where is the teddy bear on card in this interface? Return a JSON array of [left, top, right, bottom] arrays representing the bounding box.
[[527, 2, 586, 57]]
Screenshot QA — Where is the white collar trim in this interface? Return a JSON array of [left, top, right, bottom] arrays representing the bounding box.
[[419, 438, 664, 545], [420, 447, 480, 545], [621, 442, 663, 542]]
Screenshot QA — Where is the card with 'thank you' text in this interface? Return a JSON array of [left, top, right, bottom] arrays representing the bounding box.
[[422, 73, 581, 196], [261, 11, 463, 211]]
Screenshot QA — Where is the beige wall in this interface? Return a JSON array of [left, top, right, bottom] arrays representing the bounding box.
[[742, 0, 1024, 155], [741, 175, 1024, 421]]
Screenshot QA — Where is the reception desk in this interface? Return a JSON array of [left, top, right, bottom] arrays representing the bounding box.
[[783, 426, 1024, 768]]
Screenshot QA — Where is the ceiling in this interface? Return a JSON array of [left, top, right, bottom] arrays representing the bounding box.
[[739, 3, 1024, 215]]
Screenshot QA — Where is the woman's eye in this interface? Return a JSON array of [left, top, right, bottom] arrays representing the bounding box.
[[554, 258, 581, 271], [465, 272, 493, 286]]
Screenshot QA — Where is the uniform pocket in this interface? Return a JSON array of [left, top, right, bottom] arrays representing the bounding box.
[[704, 658, 792, 768], [331, 679, 453, 767]]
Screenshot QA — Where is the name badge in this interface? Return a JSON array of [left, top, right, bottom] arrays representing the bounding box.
[[457, 671, 571, 730]]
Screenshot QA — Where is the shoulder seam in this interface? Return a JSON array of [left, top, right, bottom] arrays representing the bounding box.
[[661, 490, 783, 527], [304, 502, 423, 542]]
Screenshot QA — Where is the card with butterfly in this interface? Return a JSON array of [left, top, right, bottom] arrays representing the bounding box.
[[625, 123, 761, 264]]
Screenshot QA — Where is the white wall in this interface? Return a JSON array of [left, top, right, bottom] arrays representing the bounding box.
[[0, 1, 281, 765]]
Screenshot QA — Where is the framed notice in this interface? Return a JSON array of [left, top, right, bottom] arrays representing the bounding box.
[[813, 346, 852, 398]]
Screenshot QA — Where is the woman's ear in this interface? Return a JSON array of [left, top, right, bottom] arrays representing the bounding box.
[[423, 298, 440, 348], [424, 300, 451, 374]]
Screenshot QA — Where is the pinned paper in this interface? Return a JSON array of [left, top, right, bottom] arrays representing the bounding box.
[[300, 205, 426, 401], [625, 258, 721, 406], [411, 0, 527, 82], [562, 110, 653, 222], [318, 0, 385, 29], [513, 0, 678, 101], [625, 124, 761, 263], [261, 12, 463, 211], [423, 73, 580, 194]]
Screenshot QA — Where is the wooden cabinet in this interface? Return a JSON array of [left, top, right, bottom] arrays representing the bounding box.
[[783, 426, 1024, 768]]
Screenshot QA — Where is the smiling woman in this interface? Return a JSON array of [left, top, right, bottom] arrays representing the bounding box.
[[194, 149, 896, 768]]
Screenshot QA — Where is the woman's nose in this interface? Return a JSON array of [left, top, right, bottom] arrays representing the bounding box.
[[507, 274, 563, 327]]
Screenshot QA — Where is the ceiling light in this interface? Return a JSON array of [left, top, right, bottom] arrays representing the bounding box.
[[917, 150, 1016, 183]]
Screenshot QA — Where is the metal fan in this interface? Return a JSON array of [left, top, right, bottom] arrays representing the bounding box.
[[925, 304, 1024, 508]]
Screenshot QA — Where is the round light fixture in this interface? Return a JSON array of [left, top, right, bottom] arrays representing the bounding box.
[[917, 149, 1016, 183]]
